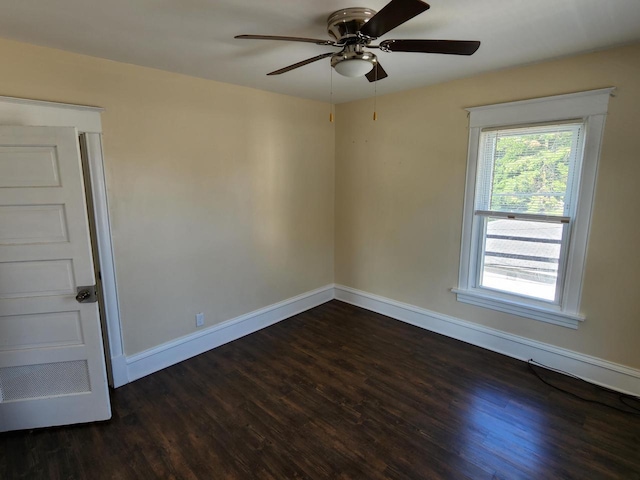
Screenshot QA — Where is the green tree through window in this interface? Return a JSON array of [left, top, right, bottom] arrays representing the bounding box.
[[490, 131, 573, 216]]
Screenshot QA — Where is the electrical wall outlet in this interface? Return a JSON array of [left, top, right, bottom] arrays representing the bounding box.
[[196, 312, 204, 327]]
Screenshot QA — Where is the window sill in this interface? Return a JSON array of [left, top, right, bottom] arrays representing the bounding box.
[[451, 288, 584, 329]]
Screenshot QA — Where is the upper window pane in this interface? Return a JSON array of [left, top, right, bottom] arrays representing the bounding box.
[[476, 123, 584, 216]]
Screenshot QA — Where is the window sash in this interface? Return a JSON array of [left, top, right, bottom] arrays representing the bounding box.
[[470, 120, 585, 303], [474, 123, 584, 217], [472, 215, 572, 304], [474, 210, 570, 224]]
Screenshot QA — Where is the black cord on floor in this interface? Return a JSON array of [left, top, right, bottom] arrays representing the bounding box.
[[527, 359, 640, 416]]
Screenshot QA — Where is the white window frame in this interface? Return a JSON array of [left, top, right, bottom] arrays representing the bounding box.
[[453, 88, 614, 328]]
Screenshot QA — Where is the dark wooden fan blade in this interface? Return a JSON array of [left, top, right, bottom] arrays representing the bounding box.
[[380, 39, 480, 55], [365, 62, 389, 82], [235, 35, 335, 46], [267, 52, 335, 75], [359, 0, 430, 39]]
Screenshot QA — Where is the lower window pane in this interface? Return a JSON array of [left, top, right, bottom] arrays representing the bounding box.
[[479, 218, 563, 301]]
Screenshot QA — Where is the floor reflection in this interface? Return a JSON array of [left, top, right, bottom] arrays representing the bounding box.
[[457, 381, 550, 477]]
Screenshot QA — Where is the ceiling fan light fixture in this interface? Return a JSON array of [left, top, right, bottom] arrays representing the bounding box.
[[331, 46, 377, 78], [237, 1, 481, 82], [334, 58, 374, 77]]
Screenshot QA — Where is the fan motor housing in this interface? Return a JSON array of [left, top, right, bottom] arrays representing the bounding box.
[[331, 45, 377, 69], [327, 7, 377, 42]]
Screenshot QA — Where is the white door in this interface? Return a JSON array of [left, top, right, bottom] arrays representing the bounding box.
[[0, 126, 111, 432]]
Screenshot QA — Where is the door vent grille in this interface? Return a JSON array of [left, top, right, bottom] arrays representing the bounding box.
[[0, 360, 90, 402]]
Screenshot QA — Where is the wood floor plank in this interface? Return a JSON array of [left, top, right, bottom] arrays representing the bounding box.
[[2, 300, 639, 479]]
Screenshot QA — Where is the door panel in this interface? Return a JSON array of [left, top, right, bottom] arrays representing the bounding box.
[[0, 204, 69, 244], [0, 126, 111, 431], [0, 146, 61, 187], [0, 311, 83, 351], [0, 260, 75, 297]]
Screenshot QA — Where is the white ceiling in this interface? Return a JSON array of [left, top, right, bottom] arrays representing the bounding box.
[[1, 0, 639, 104]]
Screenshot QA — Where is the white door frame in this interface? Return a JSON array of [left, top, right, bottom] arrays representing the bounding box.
[[0, 95, 127, 387]]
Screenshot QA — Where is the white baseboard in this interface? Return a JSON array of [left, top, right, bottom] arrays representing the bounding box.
[[334, 284, 640, 396], [114, 283, 640, 396], [120, 285, 335, 385]]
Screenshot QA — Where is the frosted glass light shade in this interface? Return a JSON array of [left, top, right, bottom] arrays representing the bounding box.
[[334, 59, 373, 77]]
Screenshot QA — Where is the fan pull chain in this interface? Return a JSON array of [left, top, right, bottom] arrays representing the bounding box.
[[373, 65, 378, 121], [329, 66, 334, 122]]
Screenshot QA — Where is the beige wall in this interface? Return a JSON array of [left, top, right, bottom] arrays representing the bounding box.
[[2, 35, 638, 369], [0, 38, 335, 355], [335, 43, 640, 369]]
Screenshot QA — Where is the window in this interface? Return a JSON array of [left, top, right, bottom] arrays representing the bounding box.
[[454, 88, 614, 328]]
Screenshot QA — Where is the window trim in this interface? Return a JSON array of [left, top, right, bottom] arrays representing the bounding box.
[[454, 88, 615, 329]]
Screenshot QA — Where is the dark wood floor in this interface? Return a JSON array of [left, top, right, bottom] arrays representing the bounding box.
[[2, 300, 639, 479]]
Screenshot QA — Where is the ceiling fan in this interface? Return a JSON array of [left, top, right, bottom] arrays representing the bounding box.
[[235, 0, 480, 82]]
